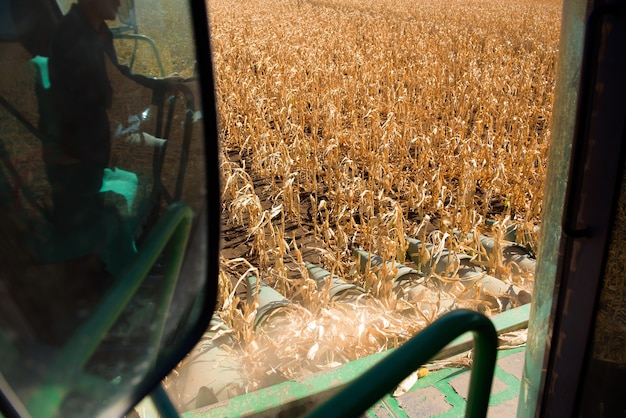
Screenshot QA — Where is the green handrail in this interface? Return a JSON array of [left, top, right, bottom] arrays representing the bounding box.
[[26, 202, 193, 416], [304, 309, 498, 418], [152, 384, 181, 418]]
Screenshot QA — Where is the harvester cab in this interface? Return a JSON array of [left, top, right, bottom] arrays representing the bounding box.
[[2, 0, 626, 417]]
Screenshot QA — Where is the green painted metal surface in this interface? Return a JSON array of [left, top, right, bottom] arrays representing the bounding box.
[[516, 0, 588, 415], [183, 351, 390, 418], [398, 347, 526, 417]]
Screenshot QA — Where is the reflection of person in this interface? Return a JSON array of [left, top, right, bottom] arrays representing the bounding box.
[[48, 0, 177, 169], [46, 0, 185, 273]]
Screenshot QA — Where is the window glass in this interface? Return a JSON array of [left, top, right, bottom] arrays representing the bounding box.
[[160, 0, 561, 414], [0, 0, 207, 416]]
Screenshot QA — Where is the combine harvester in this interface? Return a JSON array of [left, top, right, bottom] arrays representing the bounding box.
[[2, 0, 626, 417], [169, 229, 534, 417]]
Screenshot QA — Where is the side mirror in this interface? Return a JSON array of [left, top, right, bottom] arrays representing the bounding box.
[[0, 0, 219, 416]]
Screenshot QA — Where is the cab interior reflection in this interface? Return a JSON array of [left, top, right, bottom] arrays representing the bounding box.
[[0, 0, 208, 416]]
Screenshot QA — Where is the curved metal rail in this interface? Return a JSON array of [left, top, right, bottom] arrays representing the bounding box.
[[304, 309, 498, 418]]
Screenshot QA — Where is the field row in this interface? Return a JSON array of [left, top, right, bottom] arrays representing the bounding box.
[[197, 0, 562, 388]]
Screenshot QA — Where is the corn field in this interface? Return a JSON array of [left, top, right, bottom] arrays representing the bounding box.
[[179, 0, 561, 400]]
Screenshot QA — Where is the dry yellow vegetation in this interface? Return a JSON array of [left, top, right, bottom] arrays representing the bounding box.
[[192, 0, 563, 390], [211, 0, 559, 280]]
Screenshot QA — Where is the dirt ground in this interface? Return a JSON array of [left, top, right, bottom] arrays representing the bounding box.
[[220, 151, 321, 259]]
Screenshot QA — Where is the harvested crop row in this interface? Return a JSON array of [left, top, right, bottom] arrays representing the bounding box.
[[171, 0, 563, 396], [211, 0, 559, 288]]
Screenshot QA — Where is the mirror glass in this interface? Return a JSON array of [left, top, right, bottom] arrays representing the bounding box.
[[0, 0, 210, 416]]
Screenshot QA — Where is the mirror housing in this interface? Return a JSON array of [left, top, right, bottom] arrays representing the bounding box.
[[0, 0, 219, 416]]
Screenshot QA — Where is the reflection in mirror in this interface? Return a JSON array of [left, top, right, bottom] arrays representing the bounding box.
[[0, 0, 209, 416]]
